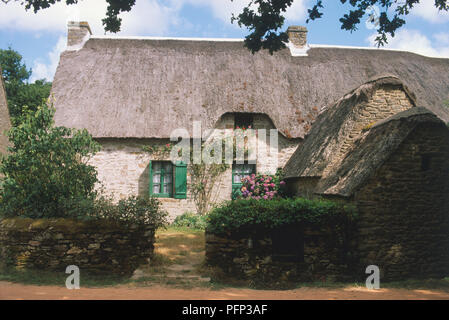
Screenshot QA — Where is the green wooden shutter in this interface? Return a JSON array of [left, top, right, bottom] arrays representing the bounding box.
[[149, 160, 153, 197], [174, 161, 187, 199]]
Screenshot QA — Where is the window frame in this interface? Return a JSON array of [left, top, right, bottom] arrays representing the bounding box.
[[150, 161, 174, 198], [231, 163, 256, 199]]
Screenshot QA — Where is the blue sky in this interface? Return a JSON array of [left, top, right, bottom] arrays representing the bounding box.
[[0, 0, 448, 83]]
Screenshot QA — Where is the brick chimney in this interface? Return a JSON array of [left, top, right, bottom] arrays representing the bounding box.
[[67, 21, 92, 48], [287, 26, 308, 48]]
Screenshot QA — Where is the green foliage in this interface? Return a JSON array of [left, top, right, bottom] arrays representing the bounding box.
[[91, 195, 168, 228], [7, 80, 52, 120], [0, 46, 31, 83], [172, 212, 207, 230], [0, 47, 52, 121], [0, 102, 101, 218], [207, 197, 357, 235], [233, 0, 448, 53]]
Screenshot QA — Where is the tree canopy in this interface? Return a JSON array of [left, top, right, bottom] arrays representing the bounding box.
[[0, 47, 52, 121], [2, 0, 448, 53]]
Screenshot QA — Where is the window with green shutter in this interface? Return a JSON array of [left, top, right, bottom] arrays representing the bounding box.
[[149, 161, 187, 199], [232, 163, 256, 199], [150, 161, 173, 198]]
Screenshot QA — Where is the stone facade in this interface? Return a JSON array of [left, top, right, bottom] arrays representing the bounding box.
[[350, 123, 449, 281], [0, 218, 155, 276], [89, 113, 301, 220]]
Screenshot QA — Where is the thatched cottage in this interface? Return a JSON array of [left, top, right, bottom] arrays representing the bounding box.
[[52, 22, 449, 222], [0, 69, 11, 156]]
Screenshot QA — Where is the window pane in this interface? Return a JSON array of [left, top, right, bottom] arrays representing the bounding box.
[[153, 173, 161, 184], [164, 173, 172, 183], [153, 184, 161, 194], [153, 162, 161, 172], [163, 183, 172, 194], [163, 162, 172, 172], [234, 174, 242, 183]]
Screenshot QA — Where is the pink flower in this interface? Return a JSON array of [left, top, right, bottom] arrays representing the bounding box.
[[280, 181, 286, 185]]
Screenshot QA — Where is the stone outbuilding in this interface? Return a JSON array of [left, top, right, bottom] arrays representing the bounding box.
[[284, 90, 449, 280], [51, 21, 449, 220], [0, 69, 11, 156]]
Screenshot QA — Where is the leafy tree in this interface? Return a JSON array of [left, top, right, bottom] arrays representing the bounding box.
[[0, 47, 52, 120], [0, 101, 101, 218], [233, 0, 449, 53], [2, 0, 447, 53]]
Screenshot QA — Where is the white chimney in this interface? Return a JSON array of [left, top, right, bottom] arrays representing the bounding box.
[[67, 21, 92, 49]]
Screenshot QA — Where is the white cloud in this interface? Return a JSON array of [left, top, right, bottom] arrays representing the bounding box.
[[366, 29, 449, 58], [30, 36, 67, 82], [434, 32, 449, 45], [410, 1, 449, 23], [0, 0, 176, 35]]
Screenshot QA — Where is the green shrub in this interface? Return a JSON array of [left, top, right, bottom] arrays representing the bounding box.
[[172, 212, 207, 230], [0, 102, 100, 218], [206, 198, 357, 235], [91, 196, 168, 229]]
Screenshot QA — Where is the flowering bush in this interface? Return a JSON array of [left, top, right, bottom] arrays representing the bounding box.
[[240, 172, 286, 200]]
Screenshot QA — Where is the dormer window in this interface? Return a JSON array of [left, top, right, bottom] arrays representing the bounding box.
[[235, 114, 253, 130]]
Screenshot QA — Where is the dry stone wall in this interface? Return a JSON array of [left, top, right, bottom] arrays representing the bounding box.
[[0, 218, 155, 276], [352, 124, 449, 281], [205, 225, 356, 287]]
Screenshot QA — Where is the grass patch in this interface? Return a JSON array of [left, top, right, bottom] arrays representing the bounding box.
[[381, 278, 449, 291], [0, 267, 130, 288]]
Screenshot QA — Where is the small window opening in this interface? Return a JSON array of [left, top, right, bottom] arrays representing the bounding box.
[[235, 114, 254, 130], [421, 154, 432, 171], [272, 224, 304, 262]]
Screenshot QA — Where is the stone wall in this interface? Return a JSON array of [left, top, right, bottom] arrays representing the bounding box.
[[351, 123, 449, 281], [0, 218, 155, 276], [89, 113, 301, 220], [205, 224, 355, 287], [285, 177, 320, 198], [324, 86, 414, 176]]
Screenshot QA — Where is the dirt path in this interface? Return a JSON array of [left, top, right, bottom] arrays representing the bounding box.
[[1, 281, 449, 300]]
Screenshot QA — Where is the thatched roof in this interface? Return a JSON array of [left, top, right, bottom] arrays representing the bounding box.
[[51, 36, 449, 139], [283, 76, 416, 179], [315, 107, 446, 197], [0, 70, 11, 155]]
